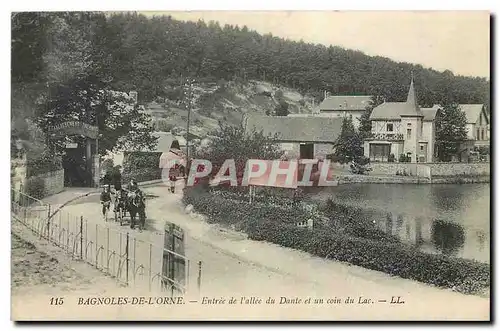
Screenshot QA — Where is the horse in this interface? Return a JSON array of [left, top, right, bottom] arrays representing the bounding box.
[[113, 189, 128, 225], [127, 191, 146, 231]]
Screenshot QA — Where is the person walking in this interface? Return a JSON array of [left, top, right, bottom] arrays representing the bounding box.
[[169, 174, 177, 193]]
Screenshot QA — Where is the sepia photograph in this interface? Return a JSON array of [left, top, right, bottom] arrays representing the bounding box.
[[10, 10, 491, 321]]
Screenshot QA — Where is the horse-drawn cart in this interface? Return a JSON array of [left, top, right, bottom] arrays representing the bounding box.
[[113, 190, 146, 231]]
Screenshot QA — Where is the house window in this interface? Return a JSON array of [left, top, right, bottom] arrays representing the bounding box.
[[386, 123, 394, 132], [407, 129, 412, 139], [407, 123, 411, 127], [477, 128, 480, 140], [480, 114, 483, 125], [420, 145, 424, 151], [481, 129, 485, 140]]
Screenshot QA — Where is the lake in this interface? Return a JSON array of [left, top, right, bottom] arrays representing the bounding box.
[[306, 183, 490, 264]]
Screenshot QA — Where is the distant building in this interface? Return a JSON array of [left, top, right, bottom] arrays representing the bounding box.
[[243, 114, 343, 159], [460, 104, 490, 147], [364, 78, 435, 163], [318, 95, 372, 128]]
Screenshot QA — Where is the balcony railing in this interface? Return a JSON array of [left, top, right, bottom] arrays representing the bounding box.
[[368, 132, 404, 141]]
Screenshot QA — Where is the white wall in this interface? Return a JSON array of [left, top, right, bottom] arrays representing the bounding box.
[[422, 121, 435, 162], [314, 144, 334, 159]]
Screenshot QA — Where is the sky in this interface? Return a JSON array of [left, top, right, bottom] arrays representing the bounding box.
[[142, 11, 490, 79]]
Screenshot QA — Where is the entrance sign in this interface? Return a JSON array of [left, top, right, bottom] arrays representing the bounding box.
[[51, 121, 99, 139]]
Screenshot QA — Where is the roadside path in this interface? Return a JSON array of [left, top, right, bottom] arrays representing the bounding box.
[[41, 184, 489, 320]]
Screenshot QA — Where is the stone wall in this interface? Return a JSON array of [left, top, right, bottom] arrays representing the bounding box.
[[28, 169, 65, 197], [429, 162, 490, 177], [370, 162, 490, 178]]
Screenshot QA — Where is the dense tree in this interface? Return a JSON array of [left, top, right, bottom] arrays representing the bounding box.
[[358, 95, 385, 139], [332, 116, 364, 164], [12, 12, 489, 159], [28, 12, 488, 106], [435, 104, 468, 161], [196, 123, 282, 179], [12, 12, 158, 156]]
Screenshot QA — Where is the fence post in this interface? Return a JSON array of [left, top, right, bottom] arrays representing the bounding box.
[[46, 204, 51, 240], [125, 232, 129, 286], [95, 223, 98, 268], [80, 216, 83, 260], [197, 261, 202, 294]]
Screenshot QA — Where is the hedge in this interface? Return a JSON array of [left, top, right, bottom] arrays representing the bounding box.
[[26, 156, 63, 177], [122, 151, 163, 183], [122, 168, 162, 184], [25, 176, 46, 199], [183, 187, 490, 295]]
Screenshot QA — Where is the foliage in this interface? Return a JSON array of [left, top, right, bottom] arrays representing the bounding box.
[[435, 104, 468, 161], [13, 12, 488, 109], [196, 123, 282, 178], [123, 151, 162, 171], [26, 154, 63, 177], [247, 219, 489, 295], [12, 12, 158, 156], [388, 153, 396, 163], [122, 168, 162, 184], [25, 177, 46, 199], [399, 153, 411, 163], [122, 151, 162, 183], [182, 186, 312, 230], [358, 95, 385, 139], [101, 158, 114, 174], [153, 119, 175, 132], [183, 187, 490, 295], [332, 116, 364, 164], [274, 100, 290, 116], [349, 156, 372, 175]]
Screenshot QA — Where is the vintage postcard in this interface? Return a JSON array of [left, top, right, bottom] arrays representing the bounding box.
[[10, 11, 490, 321]]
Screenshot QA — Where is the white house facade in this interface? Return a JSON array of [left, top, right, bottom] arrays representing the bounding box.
[[363, 78, 436, 163]]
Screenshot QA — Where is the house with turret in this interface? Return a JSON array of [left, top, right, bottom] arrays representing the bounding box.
[[363, 77, 436, 163]]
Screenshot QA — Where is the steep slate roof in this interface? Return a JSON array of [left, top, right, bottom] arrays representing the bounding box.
[[370, 78, 424, 120], [243, 114, 343, 143], [460, 104, 485, 124], [400, 78, 424, 117], [421, 105, 440, 122], [319, 95, 372, 111]]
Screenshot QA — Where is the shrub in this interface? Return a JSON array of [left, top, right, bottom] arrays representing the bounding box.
[[184, 187, 490, 295], [388, 153, 395, 163], [25, 176, 46, 199], [26, 155, 62, 177], [122, 168, 162, 184], [399, 154, 411, 163], [246, 219, 489, 295]]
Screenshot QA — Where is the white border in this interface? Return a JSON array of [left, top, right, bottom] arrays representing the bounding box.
[[1, 1, 497, 330]]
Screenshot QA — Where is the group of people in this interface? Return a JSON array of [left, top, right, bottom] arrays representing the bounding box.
[[99, 179, 144, 220]]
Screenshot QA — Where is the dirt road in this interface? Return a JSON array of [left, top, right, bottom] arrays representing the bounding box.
[[26, 184, 489, 320]]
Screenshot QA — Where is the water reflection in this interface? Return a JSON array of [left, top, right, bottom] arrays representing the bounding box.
[[308, 184, 490, 263], [431, 219, 466, 256]]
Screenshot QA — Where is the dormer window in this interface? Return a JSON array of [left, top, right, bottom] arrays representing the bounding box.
[[386, 123, 394, 132]]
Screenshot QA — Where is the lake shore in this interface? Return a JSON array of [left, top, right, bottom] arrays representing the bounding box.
[[335, 174, 490, 185]]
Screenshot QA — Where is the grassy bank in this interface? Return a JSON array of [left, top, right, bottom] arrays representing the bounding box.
[[183, 186, 490, 296]]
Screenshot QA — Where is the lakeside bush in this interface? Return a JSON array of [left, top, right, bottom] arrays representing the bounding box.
[[247, 219, 489, 295], [183, 186, 490, 295]]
